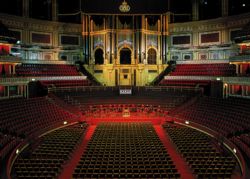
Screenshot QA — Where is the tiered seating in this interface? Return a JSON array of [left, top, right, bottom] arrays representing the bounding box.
[[53, 87, 195, 111], [12, 123, 88, 179], [15, 64, 91, 87], [163, 124, 237, 178], [170, 97, 250, 137], [0, 98, 77, 137], [73, 122, 180, 178], [16, 64, 80, 76], [0, 97, 78, 160], [160, 63, 236, 86], [170, 63, 236, 76]]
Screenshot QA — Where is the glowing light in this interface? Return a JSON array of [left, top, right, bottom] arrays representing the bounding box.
[[185, 120, 190, 125], [233, 148, 237, 153], [242, 4, 246, 7], [31, 78, 36, 81], [63, 121, 68, 125], [216, 77, 221, 81], [16, 149, 20, 154], [119, 0, 130, 13]]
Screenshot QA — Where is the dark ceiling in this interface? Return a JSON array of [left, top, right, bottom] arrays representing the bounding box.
[[0, 0, 249, 23]]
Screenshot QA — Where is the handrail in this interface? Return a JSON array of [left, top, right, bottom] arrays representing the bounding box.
[[49, 85, 203, 94]]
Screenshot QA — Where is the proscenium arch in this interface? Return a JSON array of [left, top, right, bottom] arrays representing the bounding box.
[[147, 48, 157, 65], [94, 48, 104, 65], [119, 47, 132, 65]]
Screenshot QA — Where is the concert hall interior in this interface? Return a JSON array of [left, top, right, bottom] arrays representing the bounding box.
[[0, 0, 250, 179]]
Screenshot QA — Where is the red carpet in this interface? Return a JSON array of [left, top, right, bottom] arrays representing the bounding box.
[[154, 125, 195, 179], [58, 125, 96, 179]]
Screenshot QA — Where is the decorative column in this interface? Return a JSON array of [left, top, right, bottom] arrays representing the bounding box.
[[192, 0, 199, 21], [111, 15, 115, 64], [23, 0, 29, 18], [221, 0, 229, 17], [52, 0, 58, 21]]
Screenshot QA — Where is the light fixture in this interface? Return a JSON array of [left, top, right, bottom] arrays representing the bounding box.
[[119, 0, 131, 13], [63, 121, 68, 125], [16, 149, 20, 154], [233, 148, 237, 153], [185, 120, 190, 125], [31, 78, 36, 81], [216, 77, 221, 81]]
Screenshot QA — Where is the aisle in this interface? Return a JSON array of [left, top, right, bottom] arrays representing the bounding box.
[[58, 125, 96, 179], [154, 125, 195, 179]]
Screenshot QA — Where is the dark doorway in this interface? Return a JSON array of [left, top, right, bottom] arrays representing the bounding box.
[[120, 48, 131, 64], [95, 48, 104, 65], [147, 48, 157, 64]]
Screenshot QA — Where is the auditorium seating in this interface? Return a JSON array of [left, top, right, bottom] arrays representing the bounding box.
[[169, 96, 250, 162], [12, 122, 88, 179], [0, 97, 77, 137], [170, 63, 236, 76], [0, 97, 78, 160], [15, 64, 80, 76], [73, 122, 180, 178], [52, 87, 197, 111], [163, 124, 237, 178], [170, 97, 250, 137]]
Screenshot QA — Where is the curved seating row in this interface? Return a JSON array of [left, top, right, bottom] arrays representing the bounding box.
[[12, 122, 88, 179], [163, 124, 237, 178], [73, 122, 180, 179]]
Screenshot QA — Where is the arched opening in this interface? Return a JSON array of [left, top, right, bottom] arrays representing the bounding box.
[[95, 48, 104, 65], [147, 48, 157, 64], [120, 48, 131, 65]]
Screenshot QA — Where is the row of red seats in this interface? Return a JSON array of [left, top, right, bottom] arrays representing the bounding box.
[[12, 123, 89, 179], [163, 124, 237, 178], [171, 97, 250, 136], [170, 63, 236, 76], [0, 97, 78, 161], [169, 97, 250, 159], [15, 64, 80, 76]]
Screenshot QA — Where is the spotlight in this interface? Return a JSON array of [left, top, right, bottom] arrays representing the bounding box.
[[16, 149, 20, 154]]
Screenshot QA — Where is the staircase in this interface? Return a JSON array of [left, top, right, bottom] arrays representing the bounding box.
[[77, 63, 102, 86], [150, 62, 176, 86]]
